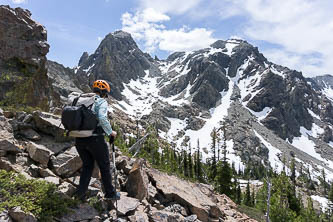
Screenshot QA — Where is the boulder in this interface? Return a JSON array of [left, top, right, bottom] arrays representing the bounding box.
[[117, 195, 140, 216], [128, 204, 149, 222], [28, 164, 40, 177], [3, 111, 15, 119], [51, 147, 82, 177], [39, 168, 57, 178], [0, 157, 16, 171], [0, 139, 22, 154], [9, 207, 37, 222], [125, 159, 149, 201], [148, 182, 158, 203], [18, 128, 41, 141], [0, 211, 13, 222], [34, 135, 74, 155], [44, 176, 60, 185], [60, 203, 99, 222], [26, 142, 52, 167], [147, 168, 223, 222], [58, 182, 76, 196], [149, 210, 185, 222], [184, 215, 200, 222], [32, 111, 70, 142], [116, 156, 132, 174], [0, 116, 13, 138], [165, 203, 188, 216]]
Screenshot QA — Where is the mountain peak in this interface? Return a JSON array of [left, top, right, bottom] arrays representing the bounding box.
[[112, 30, 132, 38]]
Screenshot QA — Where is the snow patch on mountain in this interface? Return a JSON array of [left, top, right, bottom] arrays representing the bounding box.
[[115, 70, 159, 118], [225, 139, 245, 172], [291, 125, 333, 179], [249, 107, 272, 122], [308, 108, 321, 120], [270, 65, 285, 79], [253, 130, 284, 173], [224, 39, 241, 56], [311, 195, 330, 212], [291, 126, 324, 161], [166, 117, 187, 139], [321, 81, 333, 101], [171, 80, 234, 159]]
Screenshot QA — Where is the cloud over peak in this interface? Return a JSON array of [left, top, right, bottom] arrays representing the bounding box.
[[121, 8, 216, 53]]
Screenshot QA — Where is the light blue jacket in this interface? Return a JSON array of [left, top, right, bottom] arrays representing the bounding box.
[[93, 95, 113, 135]]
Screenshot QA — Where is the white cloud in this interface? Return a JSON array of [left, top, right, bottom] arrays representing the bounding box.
[[121, 8, 216, 53], [218, 0, 333, 76], [263, 49, 326, 77], [97, 36, 103, 42], [11, 0, 26, 3], [138, 0, 202, 14]]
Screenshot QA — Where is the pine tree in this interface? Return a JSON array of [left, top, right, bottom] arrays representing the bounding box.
[[329, 182, 333, 202], [298, 198, 319, 222], [215, 132, 233, 197], [290, 157, 296, 185], [188, 144, 193, 178], [269, 173, 297, 222], [236, 184, 242, 205], [321, 168, 327, 195], [196, 140, 202, 182], [244, 181, 252, 206], [183, 149, 188, 177], [251, 187, 255, 206], [209, 128, 218, 181]]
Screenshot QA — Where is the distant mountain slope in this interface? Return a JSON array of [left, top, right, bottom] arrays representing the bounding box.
[[48, 30, 333, 182]]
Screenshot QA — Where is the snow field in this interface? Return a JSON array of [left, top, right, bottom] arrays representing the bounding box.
[[253, 130, 285, 174]]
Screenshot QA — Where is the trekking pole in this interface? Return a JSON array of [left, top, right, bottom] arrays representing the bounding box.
[[111, 141, 118, 220]]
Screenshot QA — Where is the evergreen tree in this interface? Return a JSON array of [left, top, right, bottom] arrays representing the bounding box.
[[328, 181, 333, 203], [269, 173, 297, 222], [236, 184, 242, 205], [244, 181, 252, 206], [196, 140, 202, 182], [215, 132, 233, 197], [251, 187, 255, 206], [321, 168, 327, 195], [290, 157, 296, 185], [183, 149, 188, 177], [209, 128, 218, 181], [216, 159, 233, 196], [188, 144, 193, 178], [297, 198, 319, 222]]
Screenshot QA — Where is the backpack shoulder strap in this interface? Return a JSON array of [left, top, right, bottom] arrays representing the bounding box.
[[72, 95, 81, 106]]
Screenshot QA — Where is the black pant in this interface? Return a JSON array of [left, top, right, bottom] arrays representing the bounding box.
[[75, 136, 115, 197]]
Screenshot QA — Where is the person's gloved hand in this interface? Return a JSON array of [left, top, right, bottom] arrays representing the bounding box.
[[109, 131, 117, 144]]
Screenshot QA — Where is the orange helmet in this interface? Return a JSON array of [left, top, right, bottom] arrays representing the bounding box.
[[93, 80, 110, 93]]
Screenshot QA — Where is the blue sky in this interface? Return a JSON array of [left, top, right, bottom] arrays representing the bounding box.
[[3, 0, 333, 77]]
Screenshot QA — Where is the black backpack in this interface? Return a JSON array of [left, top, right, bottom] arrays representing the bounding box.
[[61, 96, 98, 132]]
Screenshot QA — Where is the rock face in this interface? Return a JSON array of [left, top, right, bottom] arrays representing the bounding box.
[[0, 5, 57, 109], [46, 60, 85, 100], [75, 30, 152, 100]]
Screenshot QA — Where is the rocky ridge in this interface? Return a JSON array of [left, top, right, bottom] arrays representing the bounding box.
[[0, 5, 59, 109], [44, 27, 333, 187], [0, 109, 257, 222]]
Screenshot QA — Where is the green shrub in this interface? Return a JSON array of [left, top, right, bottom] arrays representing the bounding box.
[[0, 170, 78, 221]]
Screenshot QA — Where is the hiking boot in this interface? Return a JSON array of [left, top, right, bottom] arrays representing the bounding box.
[[104, 192, 120, 200]]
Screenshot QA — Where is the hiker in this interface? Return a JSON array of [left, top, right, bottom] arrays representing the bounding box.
[[73, 80, 120, 201]]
